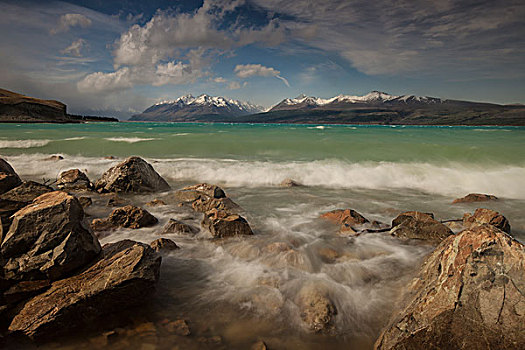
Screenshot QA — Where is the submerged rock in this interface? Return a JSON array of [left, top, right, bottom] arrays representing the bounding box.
[[162, 218, 197, 234], [150, 238, 179, 252], [320, 208, 369, 234], [279, 178, 303, 187], [146, 199, 166, 207], [8, 240, 161, 341], [297, 286, 337, 334], [57, 169, 92, 190], [44, 155, 63, 161], [0, 158, 21, 195], [91, 205, 158, 231], [375, 224, 525, 349], [95, 156, 171, 193], [390, 211, 453, 244], [1, 191, 101, 282], [463, 208, 510, 233], [452, 193, 498, 204], [202, 209, 253, 238]]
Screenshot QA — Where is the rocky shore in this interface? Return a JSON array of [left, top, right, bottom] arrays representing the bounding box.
[[0, 156, 523, 349]]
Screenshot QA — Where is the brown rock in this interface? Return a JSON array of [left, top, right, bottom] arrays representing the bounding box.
[[0, 173, 22, 196], [251, 340, 267, 350], [375, 224, 525, 350], [8, 240, 161, 341], [2, 280, 50, 305], [0, 158, 19, 176], [297, 286, 337, 333], [146, 199, 166, 207], [202, 209, 253, 238], [150, 238, 179, 252], [463, 208, 511, 233], [164, 319, 190, 336], [57, 169, 92, 190], [320, 208, 369, 233], [279, 178, 303, 187], [44, 155, 63, 161], [263, 242, 293, 254], [91, 205, 158, 231], [162, 218, 197, 234], [1, 191, 101, 282], [78, 196, 92, 208], [390, 211, 453, 244], [452, 193, 498, 204], [95, 156, 171, 193], [177, 183, 226, 200], [106, 194, 129, 207], [318, 247, 340, 263], [192, 196, 241, 213]]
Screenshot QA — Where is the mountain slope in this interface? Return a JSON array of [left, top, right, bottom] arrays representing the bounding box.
[[130, 94, 264, 122]]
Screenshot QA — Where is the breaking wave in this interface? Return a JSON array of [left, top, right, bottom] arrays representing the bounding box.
[[0, 139, 51, 148], [105, 137, 158, 143]]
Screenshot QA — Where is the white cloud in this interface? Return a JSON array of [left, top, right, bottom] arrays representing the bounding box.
[[61, 38, 88, 57], [213, 77, 227, 83], [228, 81, 241, 89], [50, 13, 92, 35], [234, 64, 290, 87], [77, 67, 132, 92]]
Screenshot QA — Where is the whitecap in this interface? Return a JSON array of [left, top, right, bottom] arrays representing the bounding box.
[[0, 139, 51, 148], [105, 137, 158, 143]]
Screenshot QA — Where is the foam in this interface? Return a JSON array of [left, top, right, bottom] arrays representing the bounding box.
[[0, 139, 51, 148]]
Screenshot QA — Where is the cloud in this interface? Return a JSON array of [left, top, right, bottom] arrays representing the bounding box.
[[228, 81, 241, 90], [61, 39, 88, 57], [50, 13, 92, 35], [77, 67, 133, 92], [234, 64, 290, 87]]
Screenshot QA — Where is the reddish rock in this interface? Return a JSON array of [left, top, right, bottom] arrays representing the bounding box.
[[320, 208, 369, 226], [390, 211, 453, 244], [463, 208, 510, 233], [375, 224, 525, 349], [201, 209, 253, 238], [452, 193, 498, 204], [91, 205, 158, 231], [279, 178, 303, 187]]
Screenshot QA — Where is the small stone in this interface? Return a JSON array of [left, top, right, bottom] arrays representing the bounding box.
[[44, 155, 63, 161], [279, 178, 303, 187], [162, 219, 197, 234], [165, 320, 190, 336], [146, 199, 166, 207], [150, 238, 179, 252], [452, 193, 498, 204]]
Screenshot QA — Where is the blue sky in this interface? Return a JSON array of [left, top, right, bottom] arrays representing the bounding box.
[[0, 0, 524, 118]]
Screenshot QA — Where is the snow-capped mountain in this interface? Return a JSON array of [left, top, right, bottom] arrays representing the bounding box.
[[130, 94, 264, 121], [271, 91, 443, 111]]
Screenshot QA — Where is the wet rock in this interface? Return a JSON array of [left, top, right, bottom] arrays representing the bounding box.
[[1, 191, 101, 282], [106, 194, 129, 207], [2, 280, 50, 305], [263, 242, 293, 254], [103, 156, 116, 160], [146, 199, 166, 207], [463, 208, 510, 233], [320, 208, 369, 234], [174, 183, 226, 202], [318, 247, 340, 263], [192, 196, 241, 213], [390, 211, 453, 244], [0, 158, 21, 195], [150, 238, 179, 252], [251, 340, 267, 350], [162, 218, 197, 234], [202, 209, 253, 238], [44, 155, 63, 161], [57, 169, 92, 190], [78, 196, 92, 208], [452, 193, 498, 204], [164, 319, 190, 336], [8, 240, 161, 341], [95, 156, 171, 193], [297, 286, 337, 333], [279, 178, 303, 187], [91, 205, 158, 232], [375, 224, 525, 350], [0, 158, 19, 176]]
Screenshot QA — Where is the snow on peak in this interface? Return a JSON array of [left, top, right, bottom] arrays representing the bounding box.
[[154, 94, 263, 113]]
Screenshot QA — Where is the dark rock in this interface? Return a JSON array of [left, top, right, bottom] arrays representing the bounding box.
[[0, 158, 21, 195], [57, 169, 92, 190], [390, 211, 453, 244], [279, 178, 303, 187], [452, 193, 498, 204], [192, 196, 240, 213], [8, 240, 161, 341], [297, 285, 337, 333], [1, 191, 101, 282], [150, 238, 179, 252], [2, 280, 50, 305], [162, 319, 190, 336], [91, 205, 158, 232], [0, 158, 19, 176], [162, 219, 197, 234], [78, 196, 92, 208], [375, 224, 525, 350], [201, 209, 253, 238], [95, 156, 171, 193], [176, 183, 226, 200], [463, 208, 511, 233], [44, 155, 63, 161], [106, 194, 129, 207]]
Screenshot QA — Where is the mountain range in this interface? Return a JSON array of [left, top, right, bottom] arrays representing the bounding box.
[[131, 91, 525, 125]]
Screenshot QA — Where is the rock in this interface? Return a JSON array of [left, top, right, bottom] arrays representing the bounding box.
[[320, 208, 369, 226], [162, 219, 197, 234], [279, 178, 303, 187], [91, 205, 158, 231], [8, 240, 161, 341], [0, 181, 53, 236], [375, 224, 525, 350], [106, 194, 129, 207], [251, 340, 267, 350], [297, 286, 337, 333], [192, 196, 241, 213], [452, 193, 498, 204], [44, 155, 63, 161], [95, 156, 171, 193], [1, 191, 101, 282], [390, 211, 453, 244], [463, 208, 511, 233], [150, 238, 179, 252], [57, 169, 92, 190], [103, 156, 116, 160], [201, 209, 253, 238], [2, 280, 50, 305], [0, 158, 21, 195], [318, 247, 340, 263], [263, 242, 293, 254], [78, 196, 92, 208], [146, 199, 166, 207], [175, 183, 226, 201], [0, 158, 19, 176], [164, 319, 190, 336]]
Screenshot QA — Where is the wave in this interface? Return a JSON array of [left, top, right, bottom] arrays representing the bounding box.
[[104, 137, 158, 143], [0, 139, 51, 148], [63, 137, 88, 141], [4, 155, 525, 199]]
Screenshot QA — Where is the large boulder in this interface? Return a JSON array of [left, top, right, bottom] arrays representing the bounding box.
[[375, 224, 525, 349], [172, 183, 241, 213], [390, 211, 453, 244], [201, 209, 253, 238], [1, 191, 101, 282], [0, 158, 22, 195], [57, 169, 92, 190], [463, 208, 510, 233], [8, 240, 161, 341], [91, 205, 158, 232], [162, 219, 197, 235], [94, 157, 171, 193], [452, 193, 498, 204]]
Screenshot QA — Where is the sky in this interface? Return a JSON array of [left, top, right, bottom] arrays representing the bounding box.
[[0, 0, 524, 118]]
